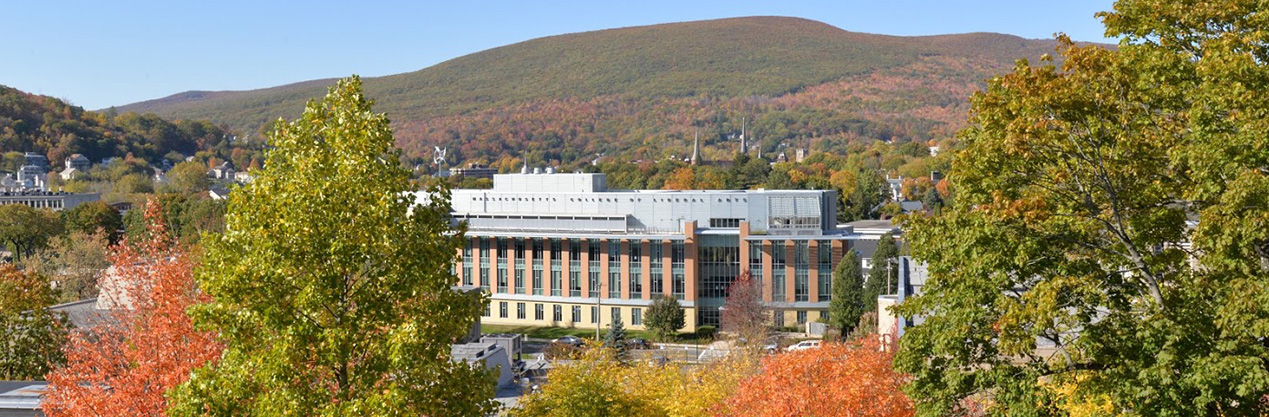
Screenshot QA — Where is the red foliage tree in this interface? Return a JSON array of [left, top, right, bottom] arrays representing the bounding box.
[[720, 270, 768, 346], [43, 200, 222, 416], [719, 337, 913, 417]]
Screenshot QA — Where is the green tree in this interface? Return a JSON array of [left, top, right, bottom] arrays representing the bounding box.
[[61, 200, 123, 242], [23, 230, 110, 302], [0, 205, 63, 262], [895, 1, 1269, 414], [644, 295, 685, 342], [828, 251, 865, 336], [863, 233, 897, 311], [840, 168, 889, 222], [167, 77, 497, 416], [165, 160, 211, 194], [603, 315, 628, 363], [0, 264, 66, 379]]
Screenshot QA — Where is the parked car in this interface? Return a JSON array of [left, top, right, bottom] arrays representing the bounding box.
[[762, 340, 780, 354], [551, 335, 585, 348], [627, 338, 651, 349], [785, 340, 821, 352]]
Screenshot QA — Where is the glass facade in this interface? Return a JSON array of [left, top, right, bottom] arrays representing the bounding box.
[[479, 238, 490, 292], [514, 239, 525, 292], [818, 240, 833, 301], [588, 241, 601, 297], [497, 238, 508, 293], [608, 241, 621, 298], [570, 241, 582, 297], [772, 243, 787, 301], [699, 246, 739, 299], [749, 243, 764, 295], [794, 241, 809, 302], [629, 242, 642, 297], [550, 240, 562, 296], [671, 240, 685, 300], [532, 239, 543, 295], [462, 240, 473, 287], [650, 242, 664, 296]]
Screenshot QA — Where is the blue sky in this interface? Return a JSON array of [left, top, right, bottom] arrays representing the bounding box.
[[1, 0, 1116, 110]]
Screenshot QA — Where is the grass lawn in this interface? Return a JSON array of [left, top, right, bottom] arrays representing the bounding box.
[[481, 324, 712, 345]]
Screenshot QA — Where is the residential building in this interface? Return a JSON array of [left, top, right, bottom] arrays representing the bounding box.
[[433, 171, 895, 332], [0, 191, 100, 211], [59, 154, 91, 181]]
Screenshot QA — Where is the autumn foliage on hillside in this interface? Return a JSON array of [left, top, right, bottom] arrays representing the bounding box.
[[719, 337, 913, 417], [43, 200, 221, 416]]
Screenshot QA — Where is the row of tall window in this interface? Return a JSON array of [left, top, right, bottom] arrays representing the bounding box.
[[485, 301, 642, 326]]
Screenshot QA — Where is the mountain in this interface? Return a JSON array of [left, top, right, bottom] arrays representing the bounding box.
[[117, 16, 1079, 166]]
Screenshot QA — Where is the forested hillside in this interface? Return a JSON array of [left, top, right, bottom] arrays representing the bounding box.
[[118, 17, 1080, 166], [0, 85, 249, 165]]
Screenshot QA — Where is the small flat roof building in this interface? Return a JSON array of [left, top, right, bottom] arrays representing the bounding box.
[[0, 191, 99, 211]]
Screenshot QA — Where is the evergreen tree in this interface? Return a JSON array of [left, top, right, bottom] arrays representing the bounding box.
[[828, 251, 866, 337], [645, 295, 685, 342], [603, 315, 628, 362], [864, 233, 898, 312]]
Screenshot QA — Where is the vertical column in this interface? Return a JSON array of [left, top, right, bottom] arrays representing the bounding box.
[[640, 239, 651, 300], [809, 240, 820, 303], [580, 239, 591, 297], [784, 240, 796, 304], [761, 240, 773, 303], [684, 221, 698, 302], [619, 239, 631, 300], [661, 239, 673, 299]]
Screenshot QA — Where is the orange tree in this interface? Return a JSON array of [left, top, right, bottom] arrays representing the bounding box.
[[720, 337, 913, 417], [43, 200, 222, 416]]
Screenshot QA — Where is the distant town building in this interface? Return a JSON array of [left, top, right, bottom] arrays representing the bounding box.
[[0, 191, 100, 211], [433, 170, 896, 331], [59, 154, 91, 181], [233, 171, 253, 183], [885, 175, 904, 202], [450, 163, 498, 179], [23, 152, 48, 169], [209, 161, 234, 180], [16, 164, 46, 191]]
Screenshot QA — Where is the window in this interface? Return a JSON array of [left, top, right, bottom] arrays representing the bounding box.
[[608, 241, 621, 298], [632, 308, 642, 326], [484, 303, 491, 317], [797, 310, 808, 325], [795, 241, 809, 302], [699, 245, 740, 299], [591, 306, 599, 324], [516, 302, 526, 320], [709, 218, 742, 228], [611, 307, 621, 323], [499, 302, 507, 318], [462, 240, 473, 287], [818, 241, 832, 300], [572, 306, 582, 323], [671, 241, 686, 300], [570, 241, 582, 297], [479, 238, 490, 291], [553, 305, 562, 322], [750, 243, 765, 296], [588, 241, 601, 297], [773, 310, 784, 327], [629, 243, 642, 296], [532, 239, 544, 295], [550, 240, 562, 296], [534, 303, 544, 321], [650, 242, 664, 296], [772, 244, 787, 301]]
